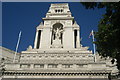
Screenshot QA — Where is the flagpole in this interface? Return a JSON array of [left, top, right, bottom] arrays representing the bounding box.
[[13, 31, 22, 63], [91, 30, 96, 62]]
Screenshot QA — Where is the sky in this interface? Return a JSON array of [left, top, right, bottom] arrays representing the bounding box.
[[2, 2, 105, 53]]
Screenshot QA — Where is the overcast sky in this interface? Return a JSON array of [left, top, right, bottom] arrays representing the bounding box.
[[2, 2, 105, 53]]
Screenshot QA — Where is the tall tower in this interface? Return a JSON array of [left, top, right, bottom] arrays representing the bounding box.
[[34, 3, 80, 49]]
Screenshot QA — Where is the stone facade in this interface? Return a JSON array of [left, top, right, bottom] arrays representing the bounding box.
[[2, 3, 118, 79], [0, 46, 19, 63]]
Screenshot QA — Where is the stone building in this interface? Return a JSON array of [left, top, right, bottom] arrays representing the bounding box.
[[0, 46, 19, 63], [2, 3, 118, 80]]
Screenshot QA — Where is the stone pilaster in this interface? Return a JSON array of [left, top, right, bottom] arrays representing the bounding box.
[[44, 64, 48, 69], [34, 30, 39, 49], [30, 64, 34, 69], [76, 30, 80, 48]]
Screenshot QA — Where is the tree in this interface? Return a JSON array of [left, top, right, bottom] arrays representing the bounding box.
[[81, 2, 120, 71]]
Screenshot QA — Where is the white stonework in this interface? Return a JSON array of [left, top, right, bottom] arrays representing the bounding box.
[[34, 3, 78, 49], [2, 3, 118, 79], [0, 46, 19, 63]]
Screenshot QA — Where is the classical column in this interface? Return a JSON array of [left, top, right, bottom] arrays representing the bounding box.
[[73, 29, 75, 48], [39, 30, 42, 48], [76, 30, 80, 48], [34, 30, 39, 49], [61, 29, 64, 48]]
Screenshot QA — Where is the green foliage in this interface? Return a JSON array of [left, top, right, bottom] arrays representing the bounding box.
[[81, 2, 120, 70]]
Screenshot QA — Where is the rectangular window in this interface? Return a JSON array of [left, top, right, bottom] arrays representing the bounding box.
[[48, 64, 58, 68], [62, 64, 73, 68], [34, 64, 44, 68], [20, 64, 30, 68]]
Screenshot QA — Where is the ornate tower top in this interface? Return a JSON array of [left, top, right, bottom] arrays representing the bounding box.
[[51, 3, 68, 7], [45, 3, 72, 18], [33, 3, 80, 49]]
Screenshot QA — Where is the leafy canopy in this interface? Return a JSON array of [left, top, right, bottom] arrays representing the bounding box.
[[81, 2, 120, 70]]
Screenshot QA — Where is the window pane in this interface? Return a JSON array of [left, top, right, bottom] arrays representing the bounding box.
[[34, 64, 44, 68], [48, 64, 58, 68]]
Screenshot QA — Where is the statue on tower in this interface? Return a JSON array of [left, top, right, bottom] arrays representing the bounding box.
[[54, 27, 63, 40], [51, 26, 63, 48]]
